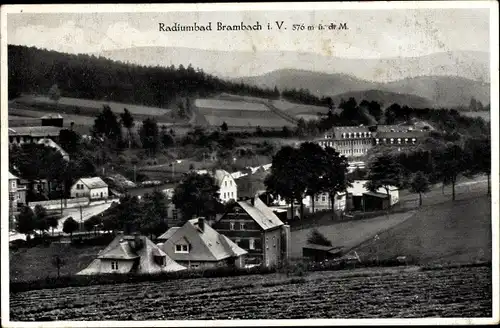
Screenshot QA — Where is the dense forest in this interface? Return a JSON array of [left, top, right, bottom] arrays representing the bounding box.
[[7, 45, 281, 107]]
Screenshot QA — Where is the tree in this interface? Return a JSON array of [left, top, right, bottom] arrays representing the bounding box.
[[465, 136, 491, 195], [34, 205, 49, 236], [320, 147, 351, 213], [172, 172, 221, 222], [63, 217, 79, 240], [139, 117, 160, 156], [92, 105, 122, 141], [120, 108, 135, 149], [434, 143, 467, 201], [365, 154, 403, 199], [47, 216, 59, 237], [298, 142, 327, 213], [160, 126, 174, 148], [139, 191, 169, 239], [265, 146, 307, 220], [220, 121, 228, 132], [58, 128, 81, 154], [48, 84, 61, 102], [15, 205, 35, 239], [385, 103, 401, 125], [409, 171, 430, 206], [307, 229, 332, 247]]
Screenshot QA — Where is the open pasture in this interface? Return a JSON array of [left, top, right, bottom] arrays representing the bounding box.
[[10, 265, 492, 320], [16, 96, 172, 116], [195, 98, 269, 111], [272, 100, 329, 116]]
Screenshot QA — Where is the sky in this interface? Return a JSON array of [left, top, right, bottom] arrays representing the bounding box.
[[6, 7, 491, 59]]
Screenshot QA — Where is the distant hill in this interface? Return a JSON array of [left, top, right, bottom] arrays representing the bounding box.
[[240, 69, 490, 109], [96, 47, 490, 83], [330, 90, 434, 109]]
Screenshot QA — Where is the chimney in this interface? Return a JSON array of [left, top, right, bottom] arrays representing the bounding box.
[[132, 232, 143, 251], [251, 197, 255, 206], [198, 217, 205, 232]]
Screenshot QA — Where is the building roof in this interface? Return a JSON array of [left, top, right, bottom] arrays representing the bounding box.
[[159, 218, 247, 262], [78, 234, 186, 275], [9, 172, 19, 180], [348, 180, 398, 196], [41, 114, 64, 119], [157, 227, 181, 241], [236, 197, 284, 231], [78, 177, 108, 189], [363, 191, 390, 199], [213, 169, 232, 186], [8, 126, 62, 137], [303, 244, 344, 254], [37, 138, 69, 158], [374, 130, 427, 139]]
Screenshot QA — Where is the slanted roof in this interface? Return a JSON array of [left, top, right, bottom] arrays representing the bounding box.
[[9, 172, 19, 180], [78, 234, 186, 275], [160, 219, 247, 262], [236, 197, 284, 231], [363, 191, 390, 199], [41, 113, 64, 119], [213, 169, 231, 186], [79, 177, 108, 189], [157, 227, 180, 241], [8, 126, 62, 137]]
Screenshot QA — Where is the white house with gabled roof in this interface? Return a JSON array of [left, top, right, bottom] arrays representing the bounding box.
[[70, 177, 109, 200], [212, 169, 237, 203]]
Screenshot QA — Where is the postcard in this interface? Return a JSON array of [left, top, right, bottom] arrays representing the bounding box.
[[1, 2, 498, 327]]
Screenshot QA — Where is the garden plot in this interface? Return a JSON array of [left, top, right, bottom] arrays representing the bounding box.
[[195, 99, 269, 111], [272, 100, 329, 116]]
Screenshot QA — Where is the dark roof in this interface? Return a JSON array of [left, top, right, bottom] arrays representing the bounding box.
[[363, 191, 390, 199], [374, 130, 427, 139], [8, 126, 62, 137], [159, 219, 247, 262], [236, 197, 284, 231], [303, 244, 343, 254]]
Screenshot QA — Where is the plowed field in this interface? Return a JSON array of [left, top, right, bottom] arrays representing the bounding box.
[[10, 266, 491, 321]]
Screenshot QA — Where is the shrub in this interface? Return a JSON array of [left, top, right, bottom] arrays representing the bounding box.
[[307, 229, 332, 246]]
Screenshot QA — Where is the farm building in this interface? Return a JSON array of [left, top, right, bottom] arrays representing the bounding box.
[[302, 244, 344, 263], [70, 177, 109, 200], [77, 234, 186, 275], [212, 196, 291, 268], [348, 180, 399, 211], [158, 218, 247, 270], [8, 126, 63, 147], [41, 113, 64, 127], [8, 172, 27, 215]]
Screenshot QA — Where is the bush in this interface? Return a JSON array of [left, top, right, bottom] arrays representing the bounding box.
[[307, 229, 332, 246]]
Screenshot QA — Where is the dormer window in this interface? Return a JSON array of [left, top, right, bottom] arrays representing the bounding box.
[[175, 244, 189, 253], [230, 222, 235, 230], [155, 255, 167, 267], [239, 222, 246, 230]]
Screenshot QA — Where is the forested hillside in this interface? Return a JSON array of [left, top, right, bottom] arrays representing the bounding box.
[[7, 45, 280, 108]]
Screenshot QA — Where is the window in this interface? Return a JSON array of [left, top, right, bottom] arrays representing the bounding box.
[[266, 237, 269, 250], [230, 222, 235, 230], [235, 238, 241, 245], [172, 209, 178, 220], [231, 192, 234, 198], [230, 181, 233, 186], [249, 238, 255, 250], [11, 181, 16, 188], [321, 195, 326, 202], [239, 222, 245, 230], [225, 181, 227, 187], [175, 244, 189, 253], [273, 236, 276, 247], [111, 261, 118, 270], [315, 194, 320, 201], [191, 264, 200, 269]]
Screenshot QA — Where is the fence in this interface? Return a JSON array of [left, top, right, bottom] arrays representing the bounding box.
[[28, 197, 90, 210]]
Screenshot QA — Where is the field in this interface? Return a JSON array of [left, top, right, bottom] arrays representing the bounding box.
[[194, 97, 296, 129], [272, 100, 329, 116], [354, 194, 492, 265], [10, 266, 492, 320], [461, 111, 490, 121], [16, 95, 172, 116]]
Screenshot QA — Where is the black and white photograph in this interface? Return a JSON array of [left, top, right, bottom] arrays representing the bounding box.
[[1, 2, 498, 326]]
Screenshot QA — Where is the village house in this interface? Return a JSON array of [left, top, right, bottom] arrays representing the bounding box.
[[348, 180, 399, 211], [212, 169, 237, 203], [70, 177, 109, 200], [8, 172, 27, 214], [157, 218, 247, 270], [77, 234, 186, 275], [212, 196, 291, 268]]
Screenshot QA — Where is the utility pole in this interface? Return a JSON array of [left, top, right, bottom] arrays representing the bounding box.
[[134, 165, 137, 184], [80, 205, 83, 232], [172, 162, 175, 180]]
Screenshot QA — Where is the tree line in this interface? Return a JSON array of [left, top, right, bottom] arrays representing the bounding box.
[[8, 45, 280, 107]]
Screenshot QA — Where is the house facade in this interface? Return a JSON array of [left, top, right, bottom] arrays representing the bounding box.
[[348, 180, 399, 211], [8, 126, 63, 148], [213, 169, 238, 203], [316, 126, 374, 158], [70, 177, 109, 200], [158, 218, 247, 270], [212, 197, 291, 268], [77, 234, 186, 275], [8, 172, 27, 214]]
